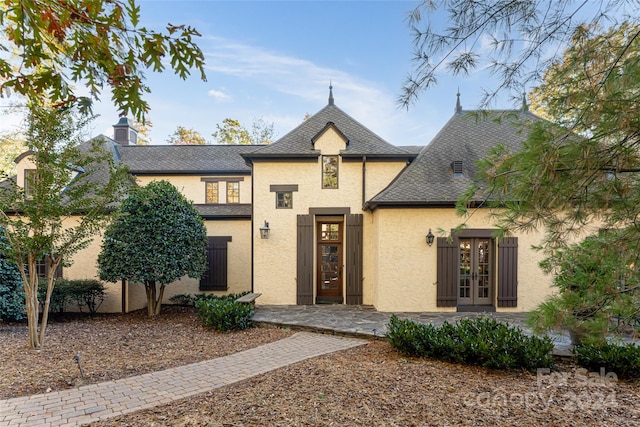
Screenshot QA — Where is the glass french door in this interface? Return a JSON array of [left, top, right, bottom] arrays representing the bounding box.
[[316, 222, 343, 303], [458, 238, 492, 306]]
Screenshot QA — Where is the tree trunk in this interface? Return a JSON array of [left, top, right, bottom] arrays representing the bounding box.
[[38, 271, 57, 348], [154, 284, 166, 316], [22, 257, 41, 349], [145, 280, 156, 317]]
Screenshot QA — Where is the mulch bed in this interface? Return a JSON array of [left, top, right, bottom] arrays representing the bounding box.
[[2, 306, 639, 426]]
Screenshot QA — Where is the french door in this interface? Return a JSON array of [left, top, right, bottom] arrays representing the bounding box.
[[458, 238, 493, 306]]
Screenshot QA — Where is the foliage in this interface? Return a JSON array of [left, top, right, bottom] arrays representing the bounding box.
[[167, 125, 208, 145], [527, 231, 640, 345], [575, 342, 640, 380], [37, 279, 105, 315], [98, 180, 207, 317], [386, 315, 554, 371], [0, 130, 26, 176], [0, 106, 130, 348], [400, 0, 633, 108], [0, 227, 25, 322], [0, 0, 206, 119], [211, 117, 274, 145], [130, 118, 153, 145], [169, 291, 249, 306], [195, 298, 254, 332]]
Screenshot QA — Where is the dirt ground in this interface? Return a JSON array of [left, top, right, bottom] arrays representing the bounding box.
[[2, 306, 639, 426]]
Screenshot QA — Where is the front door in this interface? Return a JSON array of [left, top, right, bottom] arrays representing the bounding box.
[[316, 222, 343, 303], [458, 238, 492, 306]]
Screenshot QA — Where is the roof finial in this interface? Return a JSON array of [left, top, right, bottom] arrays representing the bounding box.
[[328, 81, 334, 106], [521, 91, 529, 112], [455, 88, 462, 114]]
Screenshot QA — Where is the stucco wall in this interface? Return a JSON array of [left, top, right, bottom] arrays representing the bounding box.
[[135, 174, 252, 205], [252, 128, 407, 305], [372, 207, 553, 312]]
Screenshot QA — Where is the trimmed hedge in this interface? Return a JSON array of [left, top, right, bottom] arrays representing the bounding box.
[[575, 342, 640, 380], [195, 298, 254, 332], [386, 315, 554, 371], [38, 279, 106, 315], [170, 292, 249, 307]]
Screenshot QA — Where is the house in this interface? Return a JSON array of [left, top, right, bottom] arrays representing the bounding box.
[[6, 88, 554, 313]]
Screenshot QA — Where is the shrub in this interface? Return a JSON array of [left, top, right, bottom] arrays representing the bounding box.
[[170, 291, 250, 307], [0, 257, 25, 322], [38, 279, 106, 315], [574, 342, 640, 380], [195, 298, 254, 332], [386, 315, 554, 371]]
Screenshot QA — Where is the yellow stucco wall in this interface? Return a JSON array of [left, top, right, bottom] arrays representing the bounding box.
[[135, 174, 252, 205], [252, 128, 407, 305], [372, 208, 553, 312]]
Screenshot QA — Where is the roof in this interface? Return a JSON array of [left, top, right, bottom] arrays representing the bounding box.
[[194, 204, 252, 219], [118, 144, 260, 174], [242, 103, 415, 161], [367, 110, 542, 208]]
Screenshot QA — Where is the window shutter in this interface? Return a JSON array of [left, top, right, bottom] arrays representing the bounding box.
[[437, 237, 458, 307], [199, 236, 231, 291], [296, 215, 314, 304], [497, 237, 518, 307], [345, 214, 363, 305]]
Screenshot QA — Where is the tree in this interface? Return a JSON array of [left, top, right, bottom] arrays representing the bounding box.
[[459, 22, 640, 342], [400, 0, 632, 108], [0, 226, 25, 322], [166, 125, 208, 145], [130, 118, 153, 145], [211, 117, 274, 145], [0, 105, 130, 348], [0, 0, 206, 119], [98, 180, 207, 317]]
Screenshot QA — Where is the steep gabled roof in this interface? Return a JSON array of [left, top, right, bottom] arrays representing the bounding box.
[[367, 110, 542, 208], [119, 144, 259, 174], [242, 103, 415, 161]]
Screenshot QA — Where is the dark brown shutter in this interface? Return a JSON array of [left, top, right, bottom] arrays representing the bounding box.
[[497, 237, 518, 307], [199, 236, 231, 291], [296, 215, 314, 304], [345, 214, 363, 305], [437, 237, 458, 307]]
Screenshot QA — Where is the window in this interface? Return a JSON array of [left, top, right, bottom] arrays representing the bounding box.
[[452, 161, 464, 177], [200, 236, 231, 291], [205, 181, 219, 204], [276, 191, 293, 209], [227, 182, 239, 203], [24, 169, 36, 199], [322, 155, 338, 189], [34, 256, 63, 280]]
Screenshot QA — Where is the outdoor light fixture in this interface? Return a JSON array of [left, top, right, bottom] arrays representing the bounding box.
[[259, 220, 270, 239], [426, 229, 435, 246]]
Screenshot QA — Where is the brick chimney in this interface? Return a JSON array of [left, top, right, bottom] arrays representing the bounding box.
[[112, 116, 138, 145]]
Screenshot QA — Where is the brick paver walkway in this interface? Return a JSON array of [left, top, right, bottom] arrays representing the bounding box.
[[0, 332, 366, 427]]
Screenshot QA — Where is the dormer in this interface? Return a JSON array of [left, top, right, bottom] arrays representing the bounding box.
[[14, 151, 83, 199], [311, 122, 349, 154]]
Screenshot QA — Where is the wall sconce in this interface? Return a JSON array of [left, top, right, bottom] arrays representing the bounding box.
[[259, 220, 270, 239], [426, 229, 435, 246]]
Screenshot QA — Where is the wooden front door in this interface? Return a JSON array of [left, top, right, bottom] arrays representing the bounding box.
[[316, 222, 343, 303], [458, 238, 493, 306]]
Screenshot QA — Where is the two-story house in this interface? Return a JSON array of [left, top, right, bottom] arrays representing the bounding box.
[[7, 88, 554, 313]]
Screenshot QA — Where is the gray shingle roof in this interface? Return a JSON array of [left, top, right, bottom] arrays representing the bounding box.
[[194, 204, 251, 218], [243, 104, 415, 160], [118, 144, 260, 174], [367, 110, 542, 208]]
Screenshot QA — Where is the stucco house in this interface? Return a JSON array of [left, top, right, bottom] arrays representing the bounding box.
[[6, 88, 553, 313]]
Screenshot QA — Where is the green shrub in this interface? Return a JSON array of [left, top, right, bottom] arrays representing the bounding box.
[[574, 342, 640, 380], [195, 298, 254, 331], [386, 315, 554, 371], [38, 279, 105, 315], [170, 291, 250, 307], [0, 257, 25, 322]]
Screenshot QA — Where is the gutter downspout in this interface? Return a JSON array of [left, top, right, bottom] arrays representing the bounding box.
[[361, 156, 367, 208]]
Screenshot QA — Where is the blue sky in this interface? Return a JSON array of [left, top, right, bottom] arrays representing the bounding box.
[[2, 1, 527, 146]]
